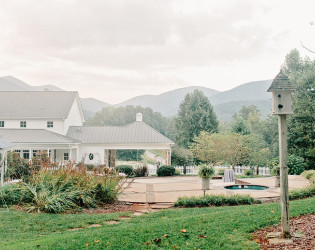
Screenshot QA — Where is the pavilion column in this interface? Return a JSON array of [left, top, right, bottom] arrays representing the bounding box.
[[109, 149, 116, 168], [165, 149, 171, 165], [104, 149, 109, 167]]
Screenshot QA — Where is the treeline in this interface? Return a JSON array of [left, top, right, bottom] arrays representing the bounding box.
[[85, 49, 314, 169]]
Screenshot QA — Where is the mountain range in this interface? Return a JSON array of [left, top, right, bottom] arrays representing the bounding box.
[[0, 76, 272, 121]]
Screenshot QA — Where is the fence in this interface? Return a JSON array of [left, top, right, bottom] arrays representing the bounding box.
[[147, 165, 270, 176]]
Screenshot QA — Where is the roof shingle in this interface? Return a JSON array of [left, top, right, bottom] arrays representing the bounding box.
[[67, 122, 174, 145], [0, 91, 78, 118]]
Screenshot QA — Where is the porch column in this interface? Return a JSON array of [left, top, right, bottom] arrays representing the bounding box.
[[165, 149, 171, 166], [69, 148, 72, 161]]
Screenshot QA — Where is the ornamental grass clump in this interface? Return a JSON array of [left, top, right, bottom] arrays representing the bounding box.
[[0, 161, 124, 213], [198, 164, 215, 179]]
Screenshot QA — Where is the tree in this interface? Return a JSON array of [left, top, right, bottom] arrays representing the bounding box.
[[116, 150, 145, 161], [231, 117, 250, 135], [175, 90, 218, 148], [171, 147, 193, 166], [191, 132, 271, 166], [282, 49, 315, 169]]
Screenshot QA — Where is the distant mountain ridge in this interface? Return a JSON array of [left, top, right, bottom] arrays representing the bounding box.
[[0, 76, 272, 121]]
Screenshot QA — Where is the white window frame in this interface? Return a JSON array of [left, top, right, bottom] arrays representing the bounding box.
[[23, 150, 30, 160], [20, 121, 27, 128], [47, 121, 53, 128], [64, 153, 69, 161]]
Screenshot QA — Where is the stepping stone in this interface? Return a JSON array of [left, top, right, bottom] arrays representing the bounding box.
[[106, 221, 120, 225], [151, 204, 173, 209], [267, 232, 282, 238], [88, 224, 102, 228], [68, 227, 84, 231], [136, 209, 150, 213], [133, 212, 144, 216], [269, 238, 293, 244], [118, 216, 132, 220]]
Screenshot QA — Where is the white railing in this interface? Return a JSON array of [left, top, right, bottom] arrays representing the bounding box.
[[147, 165, 270, 176]]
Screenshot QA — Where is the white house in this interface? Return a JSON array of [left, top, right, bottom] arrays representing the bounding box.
[[0, 91, 174, 166]]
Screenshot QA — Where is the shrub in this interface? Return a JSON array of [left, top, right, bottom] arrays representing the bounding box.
[[134, 165, 148, 177], [1, 161, 123, 213], [289, 184, 315, 200], [0, 183, 26, 206], [288, 155, 307, 175], [157, 166, 175, 177], [218, 169, 225, 176], [271, 155, 306, 175], [174, 194, 255, 207], [115, 165, 134, 176], [175, 169, 181, 176], [198, 164, 215, 179], [5, 152, 31, 180], [301, 170, 315, 184], [244, 169, 251, 176]]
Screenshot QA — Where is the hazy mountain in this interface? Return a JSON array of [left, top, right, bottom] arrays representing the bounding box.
[[210, 80, 272, 105], [80, 98, 110, 119], [116, 86, 220, 117], [0, 76, 273, 121], [115, 80, 272, 120], [0, 76, 64, 91], [213, 100, 271, 121]]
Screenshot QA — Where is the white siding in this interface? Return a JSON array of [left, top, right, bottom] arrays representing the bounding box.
[[78, 145, 105, 165], [64, 97, 84, 135], [2, 119, 65, 135]]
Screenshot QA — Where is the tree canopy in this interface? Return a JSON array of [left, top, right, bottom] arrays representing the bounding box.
[[282, 49, 315, 169], [175, 90, 218, 148]]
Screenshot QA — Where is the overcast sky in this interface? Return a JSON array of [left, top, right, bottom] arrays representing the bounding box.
[[0, 0, 314, 104]]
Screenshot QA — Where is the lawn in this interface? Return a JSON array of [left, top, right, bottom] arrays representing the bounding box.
[[1, 197, 315, 249]]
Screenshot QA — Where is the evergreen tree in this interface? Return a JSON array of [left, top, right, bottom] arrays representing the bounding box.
[[175, 90, 218, 148], [282, 49, 315, 169]]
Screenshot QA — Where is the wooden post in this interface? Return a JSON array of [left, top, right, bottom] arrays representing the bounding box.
[[278, 115, 290, 238]]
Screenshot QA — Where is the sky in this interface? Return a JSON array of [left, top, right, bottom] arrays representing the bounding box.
[[0, 0, 314, 104]]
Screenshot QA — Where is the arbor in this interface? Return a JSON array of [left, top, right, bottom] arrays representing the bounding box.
[[175, 90, 218, 148], [282, 49, 315, 169]]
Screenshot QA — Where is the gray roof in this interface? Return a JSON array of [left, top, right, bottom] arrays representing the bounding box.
[[67, 121, 175, 145], [0, 91, 78, 118], [0, 139, 14, 149], [267, 71, 295, 92], [0, 129, 80, 144]]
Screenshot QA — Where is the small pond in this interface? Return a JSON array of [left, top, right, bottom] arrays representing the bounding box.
[[224, 185, 269, 190]]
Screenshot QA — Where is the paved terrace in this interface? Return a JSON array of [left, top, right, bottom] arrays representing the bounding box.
[[119, 175, 310, 203]]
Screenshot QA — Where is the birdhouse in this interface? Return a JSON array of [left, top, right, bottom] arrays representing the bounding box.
[[267, 71, 295, 115]]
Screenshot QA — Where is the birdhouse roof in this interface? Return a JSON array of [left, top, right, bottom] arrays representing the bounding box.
[[267, 70, 295, 92]]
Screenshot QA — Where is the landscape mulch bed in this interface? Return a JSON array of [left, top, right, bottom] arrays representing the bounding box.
[[253, 213, 315, 250], [82, 201, 150, 214]]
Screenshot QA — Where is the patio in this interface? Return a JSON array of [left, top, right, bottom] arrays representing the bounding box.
[[119, 175, 310, 203]]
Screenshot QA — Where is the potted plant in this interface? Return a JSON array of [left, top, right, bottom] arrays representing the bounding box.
[[271, 165, 280, 187], [198, 164, 215, 190]]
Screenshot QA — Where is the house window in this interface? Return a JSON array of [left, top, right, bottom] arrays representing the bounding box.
[[20, 121, 27, 128], [47, 121, 53, 128], [33, 150, 41, 157], [23, 150, 30, 160], [64, 153, 69, 161], [0, 121, 4, 127]]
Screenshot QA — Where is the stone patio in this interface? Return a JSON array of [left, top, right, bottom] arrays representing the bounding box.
[[119, 175, 310, 203]]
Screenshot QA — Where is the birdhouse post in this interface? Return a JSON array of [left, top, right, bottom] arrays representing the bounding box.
[[267, 70, 295, 239]]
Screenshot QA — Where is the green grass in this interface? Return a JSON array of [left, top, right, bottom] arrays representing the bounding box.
[[1, 197, 315, 249]]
